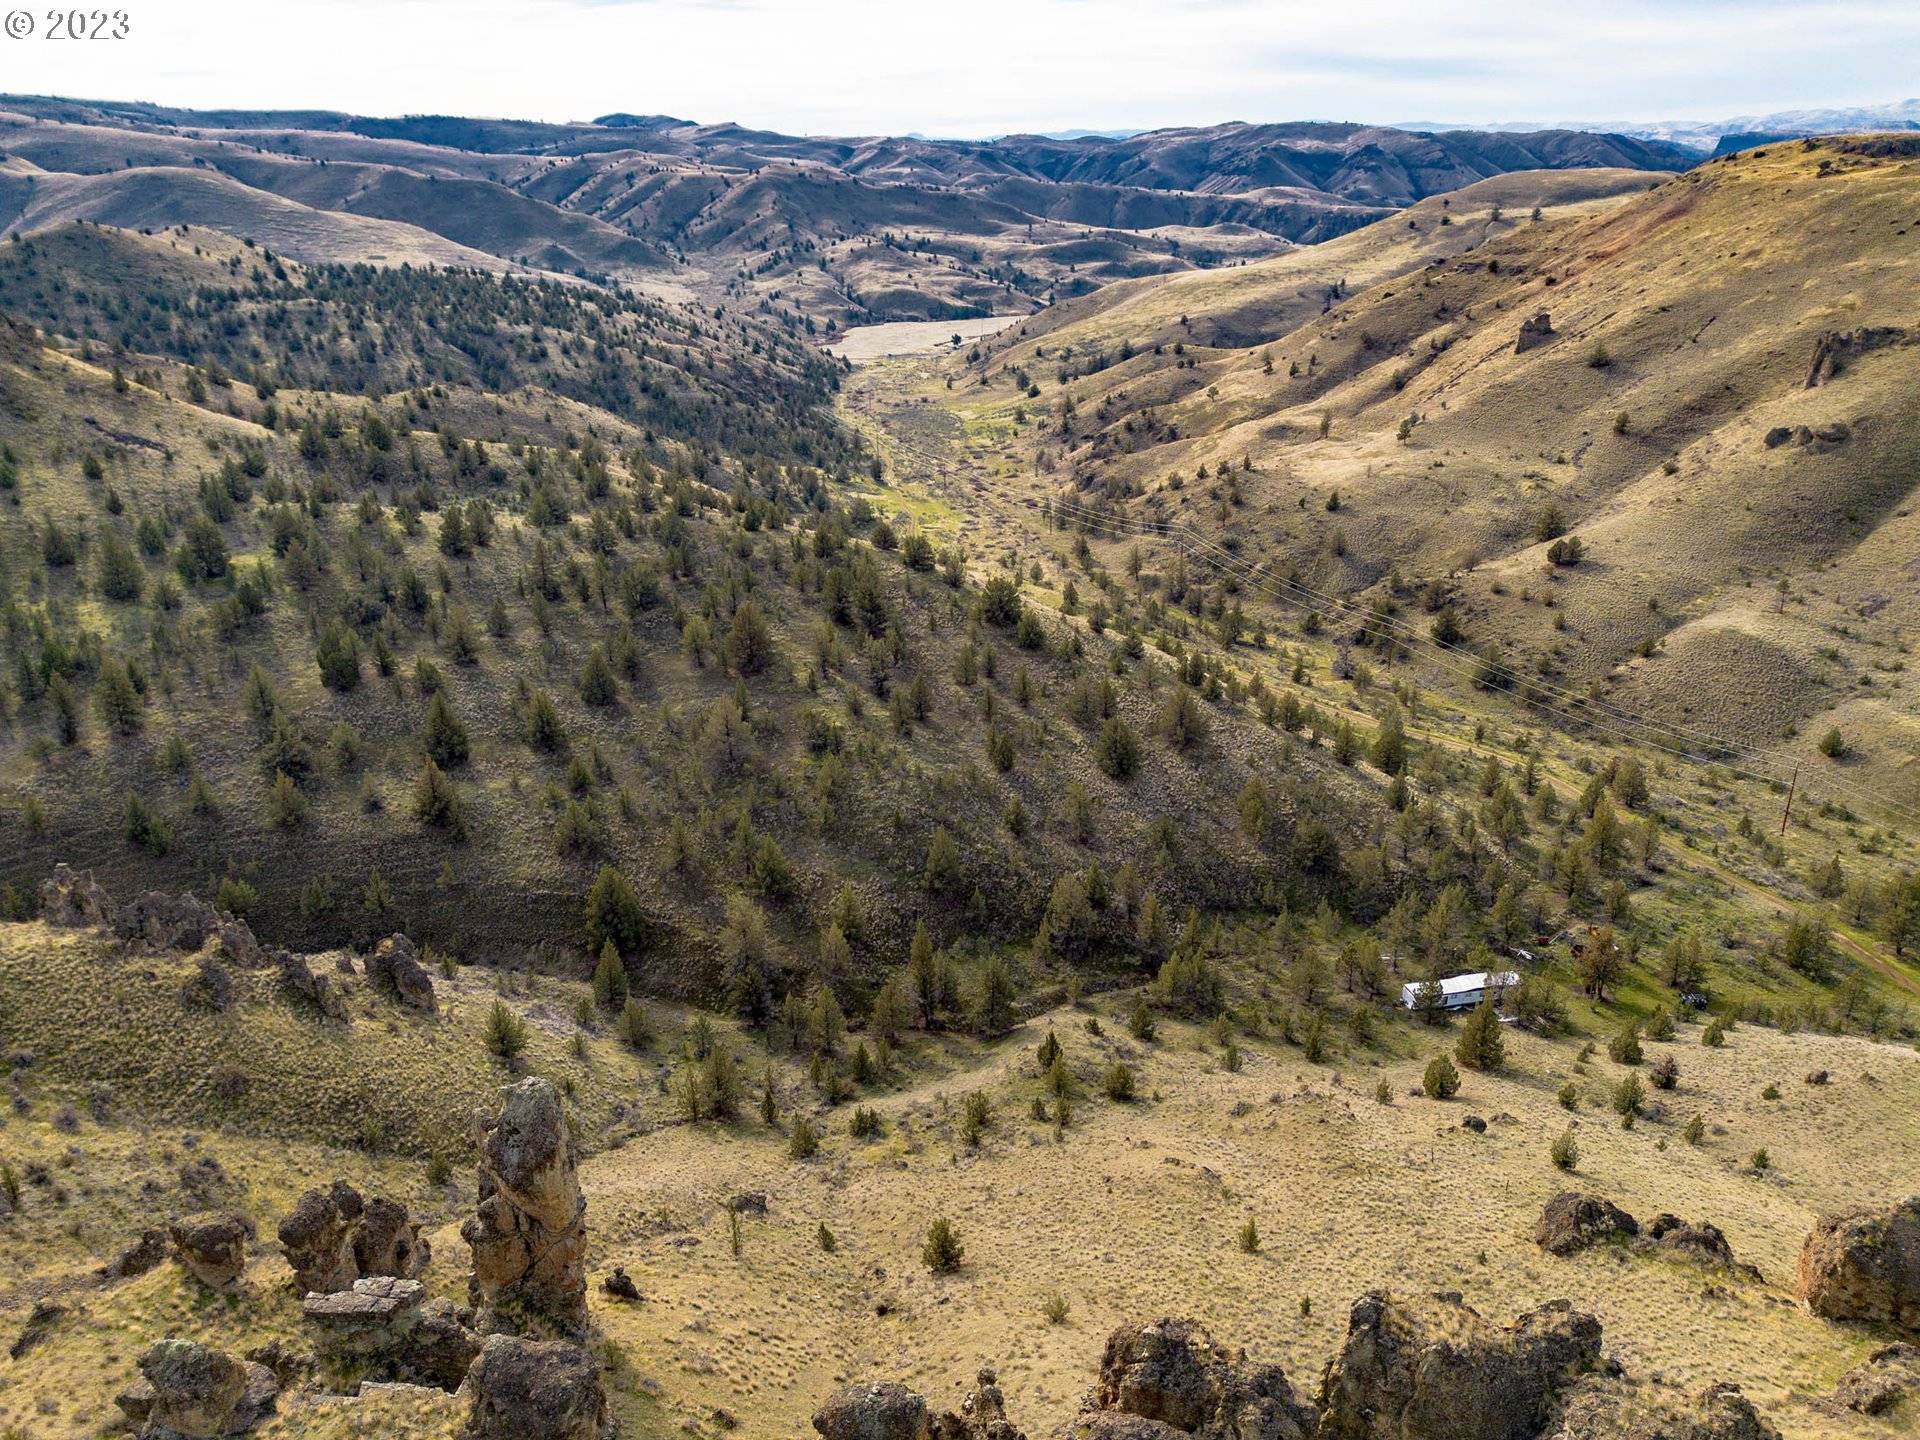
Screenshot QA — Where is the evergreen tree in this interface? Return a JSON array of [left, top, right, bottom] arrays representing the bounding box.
[[584, 865, 647, 956], [592, 939, 630, 1010], [1454, 996, 1505, 1072], [316, 620, 362, 692], [424, 691, 470, 768]]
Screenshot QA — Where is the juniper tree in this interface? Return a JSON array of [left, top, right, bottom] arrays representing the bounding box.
[[592, 940, 629, 1011], [1454, 996, 1506, 1072]]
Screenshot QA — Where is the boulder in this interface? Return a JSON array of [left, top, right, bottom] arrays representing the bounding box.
[[601, 1267, 640, 1302], [1830, 1343, 1920, 1415], [169, 1212, 253, 1290], [180, 957, 234, 1012], [117, 890, 265, 968], [945, 1367, 1023, 1440], [1553, 1376, 1781, 1440], [1082, 1317, 1314, 1438], [1645, 1216, 1757, 1277], [1796, 1196, 1920, 1328], [365, 933, 437, 1013], [460, 1333, 609, 1440], [1514, 312, 1556, 354], [9, 1299, 65, 1360], [355, 1194, 430, 1279], [1689, 1383, 1782, 1440], [99, 1226, 171, 1281], [463, 1077, 588, 1337], [276, 950, 348, 1020], [278, 1182, 363, 1295], [1316, 1291, 1602, 1440], [1536, 1193, 1639, 1256], [301, 1276, 478, 1391], [302, 1275, 427, 1354], [814, 1381, 930, 1440], [404, 1299, 487, 1391], [137, 1336, 277, 1437], [40, 864, 113, 927], [814, 1370, 1026, 1440]]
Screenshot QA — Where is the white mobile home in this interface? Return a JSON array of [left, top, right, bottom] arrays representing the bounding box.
[[1399, 969, 1520, 1012]]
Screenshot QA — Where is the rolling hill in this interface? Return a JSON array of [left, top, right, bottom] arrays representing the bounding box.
[[946, 136, 1920, 815], [0, 96, 1696, 326]]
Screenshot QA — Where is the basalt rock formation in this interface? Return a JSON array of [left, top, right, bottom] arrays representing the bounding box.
[[460, 1333, 610, 1440], [301, 1275, 481, 1391], [39, 865, 347, 1017], [119, 1337, 277, 1438], [462, 1076, 589, 1338], [1315, 1291, 1602, 1440], [1828, 1343, 1920, 1416], [1535, 1193, 1639, 1256], [1063, 1317, 1315, 1439], [278, 1182, 364, 1295], [814, 1368, 1026, 1440], [168, 1212, 254, 1291], [1536, 1195, 1757, 1277], [820, 1298, 1786, 1440], [365, 932, 437, 1012], [1796, 1195, 1920, 1328]]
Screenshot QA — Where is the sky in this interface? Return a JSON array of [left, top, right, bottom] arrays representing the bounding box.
[[6, 0, 1918, 138]]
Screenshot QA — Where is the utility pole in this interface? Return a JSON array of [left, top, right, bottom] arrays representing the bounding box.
[[1780, 763, 1800, 837]]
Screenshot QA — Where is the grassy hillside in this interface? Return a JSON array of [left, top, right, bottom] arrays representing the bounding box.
[[944, 137, 1920, 815], [0, 98, 1697, 328], [4, 914, 1918, 1439], [0, 224, 1381, 996]]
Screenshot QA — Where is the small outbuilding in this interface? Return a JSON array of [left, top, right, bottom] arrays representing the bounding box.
[[1399, 969, 1520, 1012]]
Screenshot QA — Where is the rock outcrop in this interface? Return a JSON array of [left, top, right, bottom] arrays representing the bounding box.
[[279, 1183, 364, 1295], [1535, 1194, 1638, 1256], [460, 1334, 609, 1440], [1829, 1343, 1920, 1416], [125, 1337, 276, 1437], [814, 1381, 929, 1440], [40, 866, 350, 1020], [278, 1182, 430, 1296], [1536, 1196, 1755, 1276], [1554, 1377, 1780, 1440], [276, 949, 348, 1020], [1514, 312, 1555, 353], [1796, 1196, 1920, 1328], [41, 864, 112, 926], [1054, 1318, 1314, 1439], [815, 1369, 1026, 1440], [355, 1193, 431, 1278], [1645, 1216, 1758, 1278], [301, 1275, 481, 1390], [463, 1077, 588, 1337], [365, 933, 437, 1012], [1315, 1291, 1601, 1440], [99, 1226, 171, 1282], [169, 1212, 253, 1291]]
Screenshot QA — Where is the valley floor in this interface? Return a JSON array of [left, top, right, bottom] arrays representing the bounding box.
[[577, 1010, 1920, 1438], [825, 316, 1027, 363], [6, 994, 1917, 1439]]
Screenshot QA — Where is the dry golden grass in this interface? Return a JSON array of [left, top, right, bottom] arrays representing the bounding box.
[[582, 1005, 1920, 1438], [3, 926, 1918, 1438], [937, 141, 1920, 817]]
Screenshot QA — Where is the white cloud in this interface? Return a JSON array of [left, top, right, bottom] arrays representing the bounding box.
[[8, 0, 1917, 136]]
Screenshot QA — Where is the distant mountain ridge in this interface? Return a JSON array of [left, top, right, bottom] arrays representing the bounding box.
[[1403, 97, 1920, 152], [0, 94, 1694, 326]]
